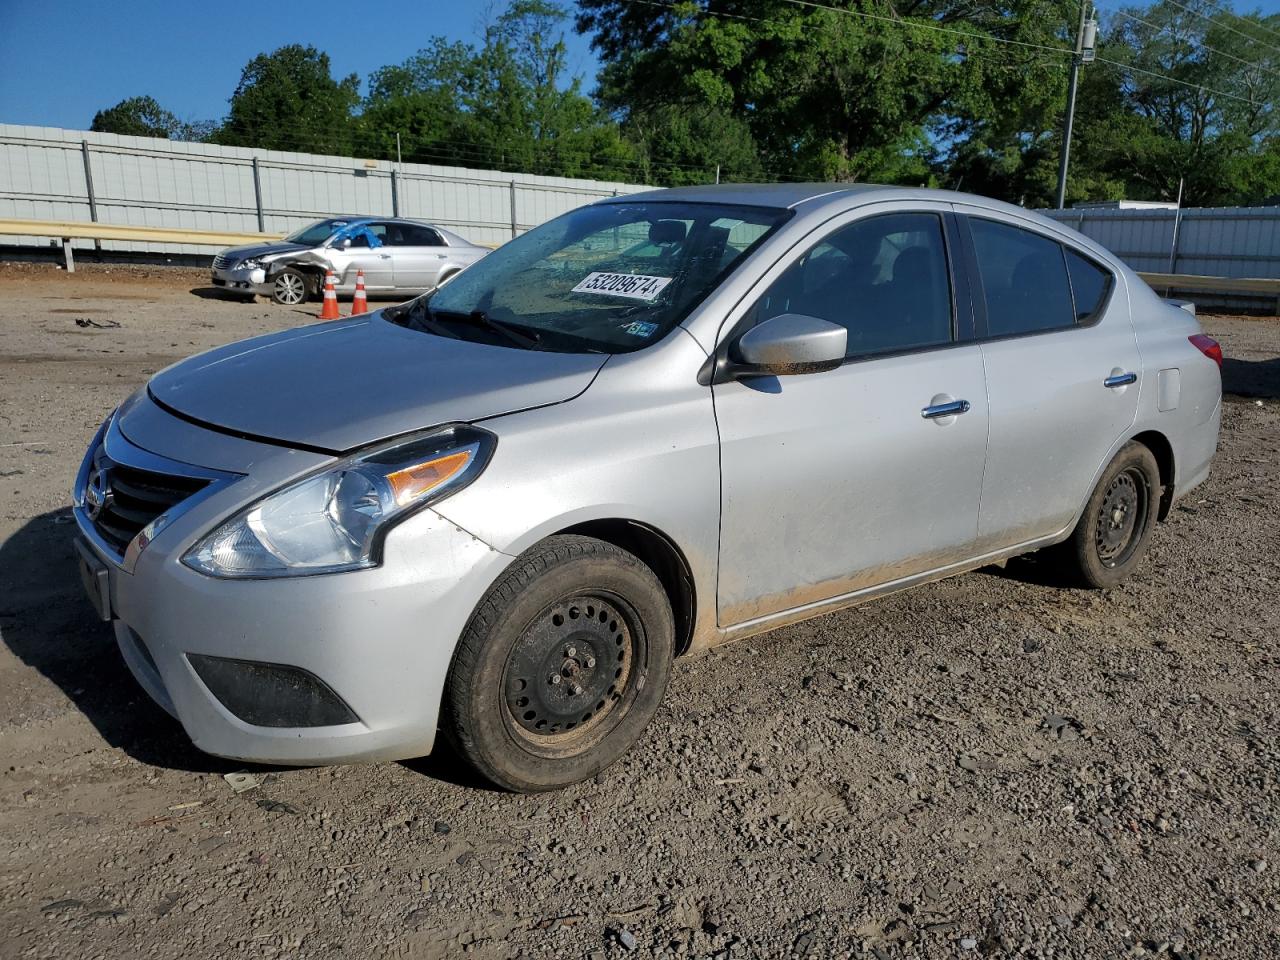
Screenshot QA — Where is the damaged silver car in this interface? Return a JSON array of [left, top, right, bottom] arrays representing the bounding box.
[[210, 217, 489, 305]]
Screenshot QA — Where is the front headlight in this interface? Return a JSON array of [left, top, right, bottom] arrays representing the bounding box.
[[239, 258, 263, 271], [182, 425, 494, 578]]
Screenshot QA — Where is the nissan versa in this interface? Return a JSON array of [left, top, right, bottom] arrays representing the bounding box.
[[73, 185, 1222, 792]]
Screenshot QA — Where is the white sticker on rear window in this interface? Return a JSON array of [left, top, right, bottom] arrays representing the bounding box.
[[571, 272, 673, 301]]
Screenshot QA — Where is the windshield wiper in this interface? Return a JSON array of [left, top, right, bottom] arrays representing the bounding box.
[[385, 298, 455, 338], [434, 309, 542, 350]]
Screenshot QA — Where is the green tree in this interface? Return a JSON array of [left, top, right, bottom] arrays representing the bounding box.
[[1066, 0, 1280, 205], [91, 96, 188, 139], [622, 103, 763, 185], [360, 38, 478, 165], [579, 0, 1077, 186], [213, 45, 360, 154], [361, 2, 637, 179]]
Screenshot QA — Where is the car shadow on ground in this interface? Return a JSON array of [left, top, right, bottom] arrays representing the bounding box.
[[1222, 356, 1280, 399], [188, 286, 256, 302], [0, 509, 236, 772], [0, 507, 484, 786]]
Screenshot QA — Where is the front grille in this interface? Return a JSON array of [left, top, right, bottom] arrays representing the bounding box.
[[87, 456, 208, 556], [212, 254, 235, 270]]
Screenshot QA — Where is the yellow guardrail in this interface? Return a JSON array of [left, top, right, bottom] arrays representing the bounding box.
[[1, 218, 1271, 294], [1138, 271, 1280, 297], [0, 218, 284, 272], [0, 217, 499, 270]]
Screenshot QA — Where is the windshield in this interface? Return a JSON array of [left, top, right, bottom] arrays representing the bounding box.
[[390, 201, 789, 354], [284, 218, 354, 246]]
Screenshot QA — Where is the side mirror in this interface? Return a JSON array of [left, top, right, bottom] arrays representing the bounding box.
[[340, 238, 353, 250], [728, 313, 846, 378]]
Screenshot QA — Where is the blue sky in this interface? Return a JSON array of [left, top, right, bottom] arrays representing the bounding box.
[[0, 0, 602, 130], [3, 0, 1280, 132]]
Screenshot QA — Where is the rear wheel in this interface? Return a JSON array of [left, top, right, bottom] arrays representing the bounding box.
[[1055, 441, 1161, 588], [270, 269, 309, 305], [442, 535, 674, 792]]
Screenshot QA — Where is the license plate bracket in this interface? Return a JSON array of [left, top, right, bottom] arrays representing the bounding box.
[[74, 538, 113, 622]]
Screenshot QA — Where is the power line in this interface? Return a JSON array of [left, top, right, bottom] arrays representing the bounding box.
[[772, 0, 1268, 107], [1093, 51, 1270, 104], [1102, 4, 1280, 79], [1211, 0, 1280, 45], [1182, 0, 1280, 47], [1159, 0, 1280, 59], [618, 0, 1076, 71]]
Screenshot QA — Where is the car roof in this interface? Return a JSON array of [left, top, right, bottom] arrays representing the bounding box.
[[603, 183, 893, 209], [599, 183, 1039, 218]]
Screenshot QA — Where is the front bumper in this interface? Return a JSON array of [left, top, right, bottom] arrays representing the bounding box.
[[210, 264, 270, 296], [74, 403, 512, 765]]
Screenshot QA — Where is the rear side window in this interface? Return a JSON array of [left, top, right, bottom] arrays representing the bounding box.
[[395, 224, 446, 246], [1065, 248, 1112, 323], [969, 218, 1074, 337], [750, 212, 954, 358]]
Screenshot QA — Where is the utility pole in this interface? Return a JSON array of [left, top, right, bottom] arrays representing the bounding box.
[[1055, 2, 1098, 210]]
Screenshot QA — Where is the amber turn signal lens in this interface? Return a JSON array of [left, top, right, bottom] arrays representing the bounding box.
[[385, 450, 473, 506]]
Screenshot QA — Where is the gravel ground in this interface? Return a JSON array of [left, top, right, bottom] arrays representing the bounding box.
[[0, 262, 1277, 960]]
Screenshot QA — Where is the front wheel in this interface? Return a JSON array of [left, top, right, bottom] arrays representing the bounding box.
[[270, 268, 310, 305], [1055, 441, 1161, 589], [441, 535, 674, 792]]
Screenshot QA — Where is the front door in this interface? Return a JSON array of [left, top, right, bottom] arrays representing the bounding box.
[[958, 212, 1141, 544], [714, 206, 990, 627], [331, 222, 394, 288]]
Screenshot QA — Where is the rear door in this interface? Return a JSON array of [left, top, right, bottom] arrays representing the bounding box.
[[713, 204, 990, 626], [387, 223, 450, 290], [958, 211, 1140, 545]]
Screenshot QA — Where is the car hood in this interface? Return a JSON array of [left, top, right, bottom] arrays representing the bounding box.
[[219, 241, 312, 262], [146, 314, 607, 453]]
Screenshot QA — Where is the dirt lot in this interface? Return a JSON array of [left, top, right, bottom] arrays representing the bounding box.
[[0, 262, 1277, 960]]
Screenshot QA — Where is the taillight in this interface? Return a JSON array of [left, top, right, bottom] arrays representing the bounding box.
[[1189, 334, 1223, 368]]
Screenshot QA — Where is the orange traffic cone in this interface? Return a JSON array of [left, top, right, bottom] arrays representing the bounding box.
[[318, 270, 341, 320], [351, 269, 368, 315]]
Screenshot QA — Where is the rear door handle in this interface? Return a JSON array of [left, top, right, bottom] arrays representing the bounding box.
[[921, 399, 971, 419], [1104, 372, 1137, 388]]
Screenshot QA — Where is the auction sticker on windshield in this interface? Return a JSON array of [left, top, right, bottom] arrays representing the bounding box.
[[572, 272, 673, 301]]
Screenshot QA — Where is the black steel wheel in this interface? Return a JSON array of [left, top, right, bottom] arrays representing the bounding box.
[[442, 535, 674, 792], [1056, 441, 1161, 589], [1094, 467, 1147, 568], [503, 594, 637, 746]]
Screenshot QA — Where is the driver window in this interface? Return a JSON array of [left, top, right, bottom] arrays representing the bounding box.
[[750, 212, 954, 358]]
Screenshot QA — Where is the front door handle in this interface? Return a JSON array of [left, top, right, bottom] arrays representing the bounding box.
[[921, 399, 971, 419], [1104, 372, 1137, 388]]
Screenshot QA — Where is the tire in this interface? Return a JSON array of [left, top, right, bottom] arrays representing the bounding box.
[[1055, 441, 1161, 589], [441, 535, 674, 792], [270, 268, 310, 305]]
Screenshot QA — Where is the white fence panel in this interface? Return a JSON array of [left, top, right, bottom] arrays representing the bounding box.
[[1045, 205, 1280, 279], [0, 124, 649, 257]]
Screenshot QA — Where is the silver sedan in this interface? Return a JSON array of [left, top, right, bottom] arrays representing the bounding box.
[[75, 184, 1221, 791], [210, 216, 488, 304]]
